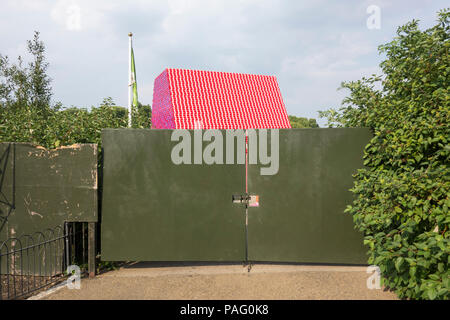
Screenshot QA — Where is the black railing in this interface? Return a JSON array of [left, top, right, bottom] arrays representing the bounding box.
[[0, 222, 89, 300]]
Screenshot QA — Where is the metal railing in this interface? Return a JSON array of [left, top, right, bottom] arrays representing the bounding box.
[[0, 222, 89, 300]]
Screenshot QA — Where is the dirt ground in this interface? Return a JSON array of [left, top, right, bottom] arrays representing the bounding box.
[[36, 262, 398, 300]]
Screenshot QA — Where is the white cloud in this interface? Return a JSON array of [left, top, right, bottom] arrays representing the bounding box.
[[51, 2, 82, 31], [0, 0, 447, 123], [3, 0, 51, 11], [50, 0, 120, 32]]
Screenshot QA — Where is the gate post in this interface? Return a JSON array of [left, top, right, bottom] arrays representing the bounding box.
[[88, 222, 96, 278]]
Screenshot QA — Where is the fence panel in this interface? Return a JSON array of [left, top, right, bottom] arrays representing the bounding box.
[[0, 143, 98, 242], [0, 222, 89, 300]]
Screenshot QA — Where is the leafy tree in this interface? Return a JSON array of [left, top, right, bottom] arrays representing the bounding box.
[[0, 32, 152, 149], [27, 31, 52, 115], [320, 9, 449, 300], [0, 31, 55, 143], [288, 115, 319, 128]]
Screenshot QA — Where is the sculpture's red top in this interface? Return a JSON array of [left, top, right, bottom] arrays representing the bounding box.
[[151, 68, 291, 129]]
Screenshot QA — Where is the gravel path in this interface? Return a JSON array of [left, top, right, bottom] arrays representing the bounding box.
[[40, 262, 398, 300]]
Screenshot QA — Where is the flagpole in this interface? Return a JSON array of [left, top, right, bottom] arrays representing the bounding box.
[[128, 32, 133, 127]]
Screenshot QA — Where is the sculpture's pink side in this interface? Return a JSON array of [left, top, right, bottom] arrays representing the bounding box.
[[151, 69, 176, 129]]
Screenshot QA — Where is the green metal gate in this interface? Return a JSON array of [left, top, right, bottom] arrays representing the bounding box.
[[101, 129, 246, 261], [248, 128, 371, 264], [101, 128, 371, 264]]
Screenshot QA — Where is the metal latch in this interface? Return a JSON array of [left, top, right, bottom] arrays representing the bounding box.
[[232, 194, 248, 204], [232, 194, 259, 207]]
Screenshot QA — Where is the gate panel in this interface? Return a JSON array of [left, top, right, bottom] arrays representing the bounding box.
[[248, 128, 371, 264], [101, 129, 246, 261]]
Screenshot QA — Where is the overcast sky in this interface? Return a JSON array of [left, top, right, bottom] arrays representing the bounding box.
[[0, 0, 447, 125]]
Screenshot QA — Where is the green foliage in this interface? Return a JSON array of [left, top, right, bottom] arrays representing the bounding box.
[[320, 9, 450, 300], [96, 261, 124, 274], [1, 95, 151, 149], [0, 32, 151, 150], [288, 115, 319, 128], [0, 31, 52, 114], [131, 102, 152, 129]]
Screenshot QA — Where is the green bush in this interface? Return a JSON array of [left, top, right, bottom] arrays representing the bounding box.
[[320, 9, 449, 300], [288, 115, 319, 128]]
